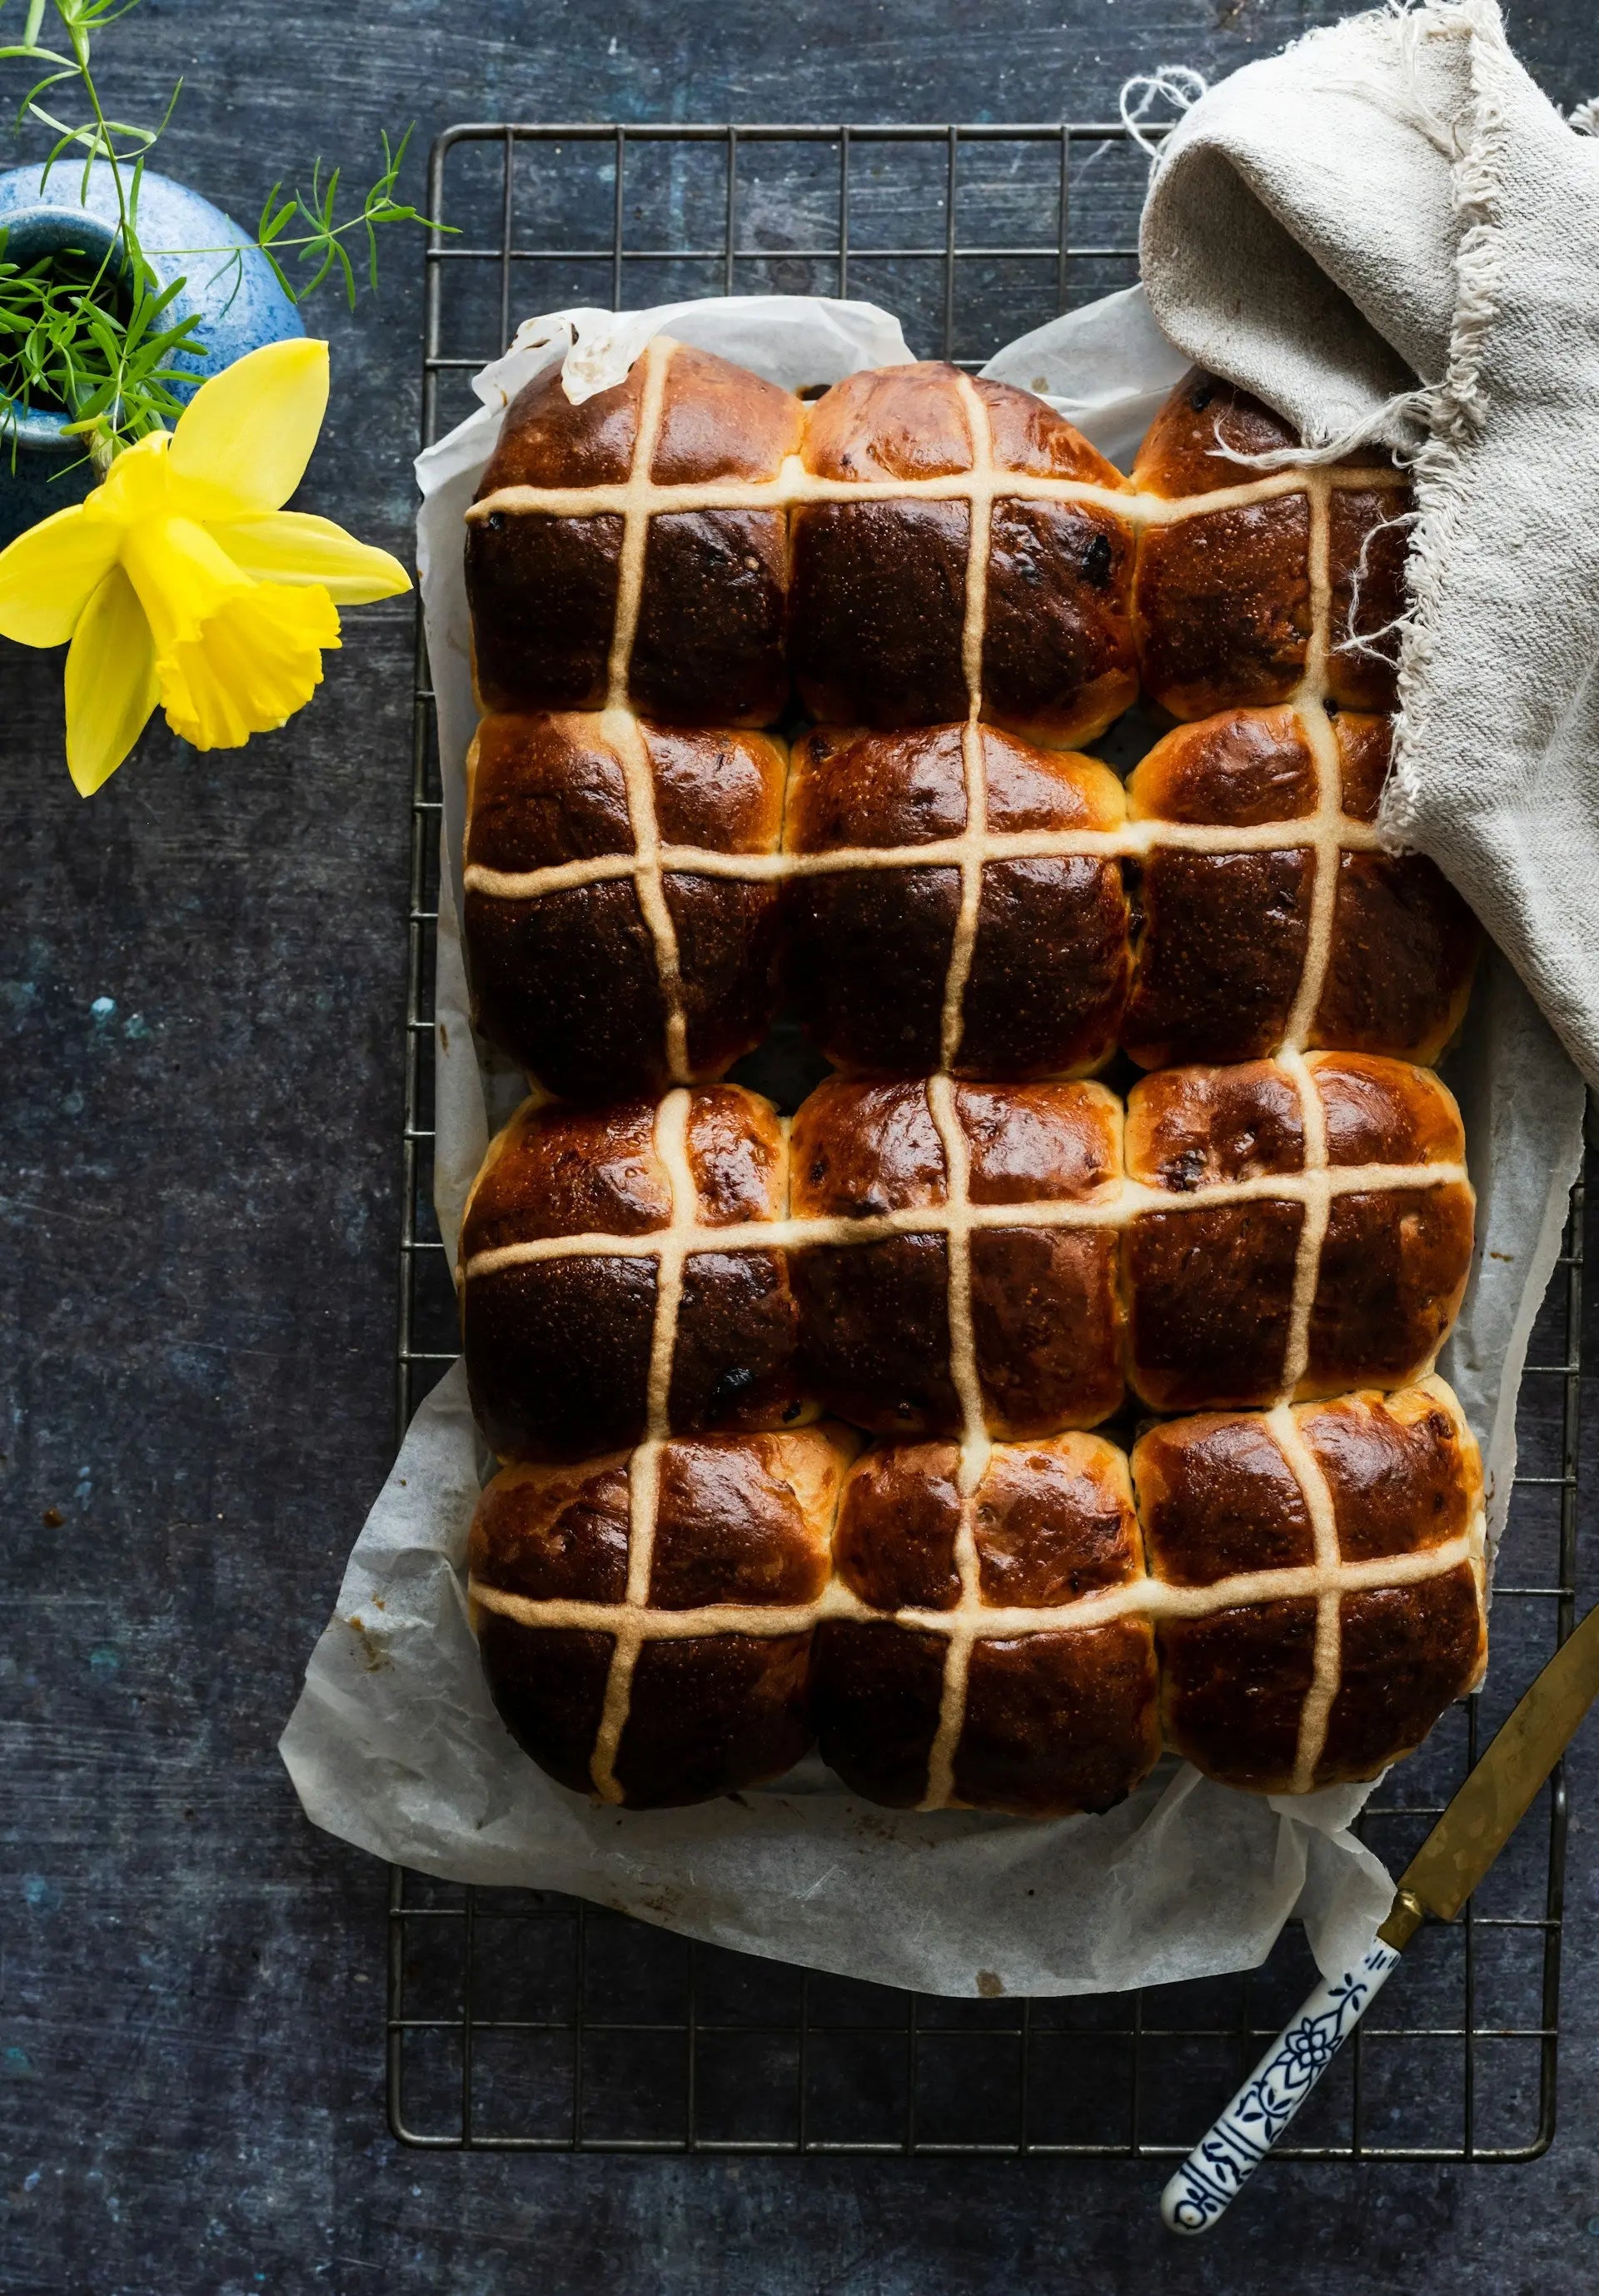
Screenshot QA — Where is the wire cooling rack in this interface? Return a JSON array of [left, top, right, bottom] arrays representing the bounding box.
[[391, 119, 1591, 2159]]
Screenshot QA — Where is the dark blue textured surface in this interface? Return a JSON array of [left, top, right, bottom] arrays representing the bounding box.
[[4, 4, 1599, 2290]]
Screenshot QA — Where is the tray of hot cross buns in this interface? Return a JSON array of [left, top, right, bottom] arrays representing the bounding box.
[[284, 291, 1586, 1999]]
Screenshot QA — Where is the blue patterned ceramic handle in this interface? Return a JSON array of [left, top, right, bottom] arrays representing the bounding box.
[[1160, 1938, 1401, 2233]]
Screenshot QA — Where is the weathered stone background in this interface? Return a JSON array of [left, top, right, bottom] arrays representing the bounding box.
[[4, 4, 1597, 2289]]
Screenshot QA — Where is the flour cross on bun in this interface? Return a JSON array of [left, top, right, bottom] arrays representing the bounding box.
[[456, 340, 1490, 1818], [458, 1083, 807, 1462], [1129, 369, 1412, 720], [468, 1424, 861, 1808], [460, 1058, 1473, 1455], [466, 1382, 1486, 1812], [459, 1053, 1476, 1810], [462, 348, 1472, 1096]]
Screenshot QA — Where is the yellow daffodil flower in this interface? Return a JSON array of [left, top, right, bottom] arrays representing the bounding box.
[[0, 336, 410, 795]]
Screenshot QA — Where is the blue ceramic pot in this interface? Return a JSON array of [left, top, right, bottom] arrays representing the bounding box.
[[0, 162, 303, 546]]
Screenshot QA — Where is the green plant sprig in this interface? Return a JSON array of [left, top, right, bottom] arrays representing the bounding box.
[[0, 0, 443, 468], [257, 125, 436, 309], [0, 218, 204, 442]]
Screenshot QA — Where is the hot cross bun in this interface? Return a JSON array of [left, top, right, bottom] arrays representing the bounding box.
[[469, 1424, 859, 1807], [1123, 707, 1477, 1070], [459, 1085, 803, 1462], [456, 336, 1488, 1817], [1136, 1381, 1486, 1792], [783, 724, 1129, 1078], [811, 1432, 1161, 1816], [466, 340, 802, 725], [1130, 369, 1412, 720], [786, 1076, 1127, 1438], [790, 362, 1138, 744], [1123, 1053, 1474, 1411], [463, 711, 785, 1098]]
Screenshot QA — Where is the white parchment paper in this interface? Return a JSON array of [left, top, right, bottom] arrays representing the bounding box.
[[279, 292, 1587, 1996]]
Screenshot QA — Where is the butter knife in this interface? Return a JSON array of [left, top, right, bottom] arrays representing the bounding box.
[[1162, 1596, 1599, 2233]]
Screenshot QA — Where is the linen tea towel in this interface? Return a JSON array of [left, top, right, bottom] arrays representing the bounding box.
[[1136, 0, 1599, 1089]]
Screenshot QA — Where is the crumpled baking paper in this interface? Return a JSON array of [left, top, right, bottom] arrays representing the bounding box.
[[279, 292, 1586, 1996]]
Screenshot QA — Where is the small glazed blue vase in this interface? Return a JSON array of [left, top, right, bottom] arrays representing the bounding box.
[[0, 162, 303, 546]]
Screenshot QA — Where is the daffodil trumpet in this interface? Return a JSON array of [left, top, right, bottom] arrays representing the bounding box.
[[0, 337, 410, 794]]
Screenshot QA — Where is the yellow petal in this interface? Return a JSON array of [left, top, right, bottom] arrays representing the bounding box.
[[0, 501, 120, 647], [122, 515, 252, 657], [168, 338, 331, 515], [215, 510, 411, 603], [92, 431, 175, 525], [157, 581, 341, 750], [64, 565, 161, 795]]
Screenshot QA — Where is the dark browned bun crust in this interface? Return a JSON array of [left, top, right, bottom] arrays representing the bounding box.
[[954, 1624, 1163, 1816], [469, 1425, 859, 1808], [468, 1388, 1483, 1812], [464, 348, 1467, 1081], [1122, 1058, 1308, 1412], [829, 1440, 964, 1610], [464, 714, 786, 1098], [468, 342, 802, 724], [456, 344, 1488, 1824], [1314, 717, 1480, 1058], [460, 1057, 1472, 1457], [981, 497, 1140, 747], [814, 1432, 1160, 1816], [459, 1088, 800, 1462], [1130, 371, 1304, 501], [1155, 1596, 1322, 1791], [1133, 494, 1313, 722], [1313, 852, 1479, 1064], [788, 1078, 1125, 1436], [1123, 1056, 1472, 1410], [791, 361, 1137, 743], [1120, 707, 1477, 1070], [1134, 1384, 1485, 1792], [614, 1631, 815, 1804], [464, 703, 1477, 1093], [1128, 703, 1319, 826], [1124, 708, 1315, 1068], [783, 725, 1129, 1078], [466, 350, 1422, 749], [1327, 487, 1408, 713], [1129, 369, 1412, 722], [790, 497, 973, 728], [1125, 847, 1317, 1069]]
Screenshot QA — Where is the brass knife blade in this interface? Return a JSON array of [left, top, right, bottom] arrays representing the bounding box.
[[1381, 1599, 1599, 1943]]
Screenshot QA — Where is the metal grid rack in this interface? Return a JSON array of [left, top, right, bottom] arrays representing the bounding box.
[[391, 119, 1590, 2159]]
